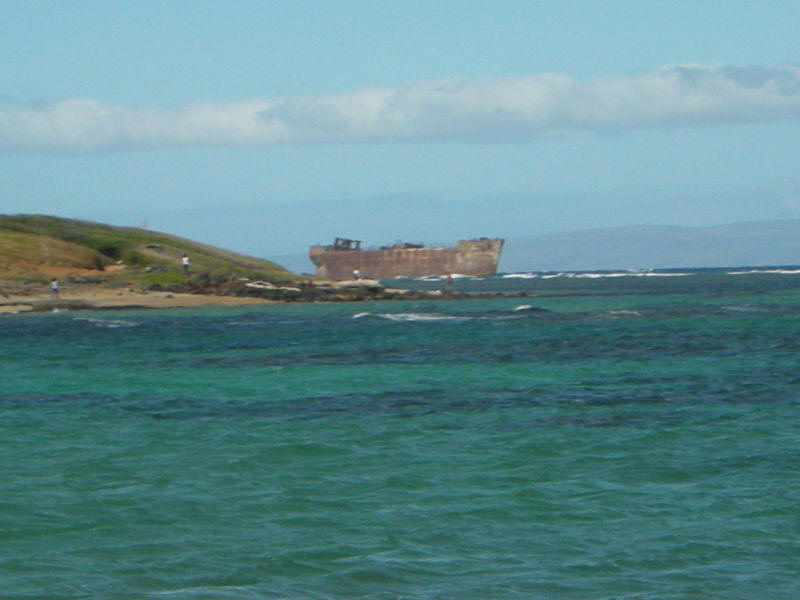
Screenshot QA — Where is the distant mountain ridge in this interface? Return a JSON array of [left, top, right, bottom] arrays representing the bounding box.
[[80, 196, 800, 273], [500, 220, 800, 272], [269, 220, 800, 275]]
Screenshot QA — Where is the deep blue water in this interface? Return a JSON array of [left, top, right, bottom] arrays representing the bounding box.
[[2, 269, 800, 599]]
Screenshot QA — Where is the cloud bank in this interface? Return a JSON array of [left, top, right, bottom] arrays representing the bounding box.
[[2, 64, 799, 153]]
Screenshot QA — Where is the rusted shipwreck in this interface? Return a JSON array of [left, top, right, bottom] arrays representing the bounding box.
[[309, 237, 504, 280]]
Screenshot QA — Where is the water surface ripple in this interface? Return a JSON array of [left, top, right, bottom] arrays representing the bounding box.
[[2, 287, 800, 598]]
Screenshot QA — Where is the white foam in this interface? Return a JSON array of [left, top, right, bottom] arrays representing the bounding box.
[[605, 309, 643, 317], [75, 317, 138, 328], [353, 312, 469, 322], [728, 268, 800, 275], [539, 270, 693, 279]]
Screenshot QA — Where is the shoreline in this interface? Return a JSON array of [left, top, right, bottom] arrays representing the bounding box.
[[0, 286, 280, 314], [0, 281, 464, 314], [0, 279, 534, 315]]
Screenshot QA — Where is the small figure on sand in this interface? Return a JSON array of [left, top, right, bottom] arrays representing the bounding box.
[[443, 273, 453, 293], [50, 278, 59, 298], [353, 269, 361, 280], [181, 254, 190, 273]]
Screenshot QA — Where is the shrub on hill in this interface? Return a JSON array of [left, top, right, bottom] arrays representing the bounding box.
[[0, 214, 299, 286]]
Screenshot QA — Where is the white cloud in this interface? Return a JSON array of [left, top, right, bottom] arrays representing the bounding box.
[[2, 64, 799, 153]]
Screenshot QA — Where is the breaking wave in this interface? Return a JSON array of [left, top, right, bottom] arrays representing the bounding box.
[[74, 317, 139, 328], [352, 312, 471, 322], [353, 305, 549, 322]]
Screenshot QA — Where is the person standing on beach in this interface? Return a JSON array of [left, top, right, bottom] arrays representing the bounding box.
[[181, 255, 190, 273], [50, 279, 59, 298], [443, 273, 453, 294]]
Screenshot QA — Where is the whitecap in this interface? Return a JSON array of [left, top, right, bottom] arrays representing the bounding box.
[[605, 309, 643, 318], [74, 317, 138, 328], [575, 272, 629, 278], [721, 304, 771, 313], [353, 312, 470, 322], [728, 268, 800, 275], [540, 270, 694, 279]]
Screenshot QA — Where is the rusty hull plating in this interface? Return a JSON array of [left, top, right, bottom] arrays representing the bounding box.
[[309, 238, 504, 280]]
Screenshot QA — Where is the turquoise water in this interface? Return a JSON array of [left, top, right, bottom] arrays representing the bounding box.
[[2, 285, 800, 598]]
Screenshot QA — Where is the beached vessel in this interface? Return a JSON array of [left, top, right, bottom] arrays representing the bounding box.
[[309, 237, 504, 280]]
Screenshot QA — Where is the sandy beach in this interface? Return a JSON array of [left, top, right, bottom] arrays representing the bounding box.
[[0, 285, 277, 314]]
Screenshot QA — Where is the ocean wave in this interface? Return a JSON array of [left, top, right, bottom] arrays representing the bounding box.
[[353, 306, 549, 322], [534, 271, 694, 279], [604, 309, 644, 318], [728, 268, 800, 275], [353, 312, 470, 322], [395, 273, 479, 282], [512, 304, 548, 313], [74, 317, 138, 328], [720, 304, 777, 314]]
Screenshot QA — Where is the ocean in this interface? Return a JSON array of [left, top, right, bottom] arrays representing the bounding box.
[[2, 267, 800, 599]]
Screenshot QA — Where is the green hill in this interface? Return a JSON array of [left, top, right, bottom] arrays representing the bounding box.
[[0, 214, 299, 288]]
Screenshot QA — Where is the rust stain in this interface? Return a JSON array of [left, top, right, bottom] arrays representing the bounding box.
[[309, 238, 503, 280]]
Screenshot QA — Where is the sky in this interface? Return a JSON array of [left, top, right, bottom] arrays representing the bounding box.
[[2, 1, 800, 257]]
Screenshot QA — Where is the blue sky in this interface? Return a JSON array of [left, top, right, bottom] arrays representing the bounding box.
[[2, 1, 800, 256]]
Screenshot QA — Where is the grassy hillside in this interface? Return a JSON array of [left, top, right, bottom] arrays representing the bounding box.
[[0, 214, 299, 287]]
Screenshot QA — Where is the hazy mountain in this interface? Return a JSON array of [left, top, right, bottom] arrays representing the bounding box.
[[269, 220, 800, 275], [500, 221, 800, 272], [77, 199, 800, 273]]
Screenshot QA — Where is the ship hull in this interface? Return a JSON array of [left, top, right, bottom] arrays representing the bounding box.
[[309, 239, 504, 280]]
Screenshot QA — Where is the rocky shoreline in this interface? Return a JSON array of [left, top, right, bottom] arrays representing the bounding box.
[[1, 278, 514, 314]]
